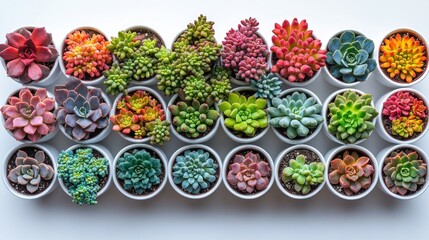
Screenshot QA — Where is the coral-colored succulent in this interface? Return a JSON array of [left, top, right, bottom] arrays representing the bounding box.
[[379, 33, 427, 83], [382, 91, 414, 121], [391, 114, 423, 138], [110, 108, 140, 135], [0, 27, 58, 83], [271, 18, 327, 82], [412, 98, 427, 119]]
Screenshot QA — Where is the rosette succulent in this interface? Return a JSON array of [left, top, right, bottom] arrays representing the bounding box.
[[250, 73, 282, 100]]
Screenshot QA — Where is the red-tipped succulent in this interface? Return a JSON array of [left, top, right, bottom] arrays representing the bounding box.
[[382, 91, 414, 121], [0, 27, 58, 83]]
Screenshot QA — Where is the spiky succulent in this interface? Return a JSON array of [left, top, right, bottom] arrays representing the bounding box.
[[268, 91, 323, 139], [327, 90, 378, 144], [175, 14, 216, 46], [281, 154, 324, 195], [107, 31, 140, 60], [250, 73, 282, 100], [146, 119, 171, 145], [172, 149, 218, 194], [117, 148, 163, 194], [7, 149, 54, 193], [326, 31, 376, 83], [54, 77, 110, 141], [383, 150, 427, 196]]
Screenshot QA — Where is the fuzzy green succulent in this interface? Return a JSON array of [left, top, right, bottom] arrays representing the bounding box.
[[108, 31, 141, 61], [117, 149, 163, 195], [172, 149, 218, 194], [146, 119, 171, 145], [250, 73, 282, 100], [282, 154, 325, 195]]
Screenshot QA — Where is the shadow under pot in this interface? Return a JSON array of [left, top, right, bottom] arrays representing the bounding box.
[[59, 26, 113, 85], [378, 144, 429, 200], [54, 77, 111, 144], [168, 144, 222, 199], [324, 30, 376, 88], [268, 88, 323, 144], [325, 145, 378, 200], [376, 88, 429, 144], [275, 145, 326, 199], [0, 26, 60, 86], [322, 88, 378, 145], [113, 144, 167, 200], [376, 28, 428, 88], [2, 143, 58, 200], [1, 87, 58, 143], [57, 144, 113, 205], [223, 145, 274, 199]]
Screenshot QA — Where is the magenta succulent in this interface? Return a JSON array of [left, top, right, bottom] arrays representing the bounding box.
[[1, 88, 56, 142], [0, 27, 58, 83], [382, 91, 414, 121]]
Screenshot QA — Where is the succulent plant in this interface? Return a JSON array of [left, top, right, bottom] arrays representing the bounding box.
[[391, 115, 423, 138], [107, 31, 140, 61], [328, 151, 375, 196], [383, 150, 427, 196], [271, 19, 327, 82], [268, 91, 323, 139], [382, 91, 414, 121], [327, 90, 378, 144], [54, 78, 110, 141], [326, 31, 376, 83], [172, 149, 218, 194], [146, 119, 171, 145], [7, 149, 54, 193], [63, 30, 112, 79], [412, 98, 427, 119], [219, 92, 268, 137], [209, 65, 232, 102], [58, 148, 108, 205], [117, 149, 163, 194], [250, 73, 282, 100], [226, 151, 271, 193], [175, 14, 216, 46], [281, 154, 324, 195], [1, 88, 56, 142], [0, 27, 58, 83], [103, 63, 131, 95], [379, 33, 427, 83]]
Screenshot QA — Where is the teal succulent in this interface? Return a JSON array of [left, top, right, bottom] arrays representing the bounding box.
[[250, 73, 282, 100], [108, 31, 140, 61], [116, 149, 163, 195], [146, 119, 171, 145], [172, 149, 218, 194], [326, 31, 376, 83], [268, 91, 323, 139]]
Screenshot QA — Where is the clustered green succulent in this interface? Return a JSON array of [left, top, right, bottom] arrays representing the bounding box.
[[281, 154, 325, 195], [268, 91, 323, 139], [250, 73, 282, 100], [117, 149, 163, 195], [146, 119, 171, 145], [327, 90, 378, 144], [57, 148, 108, 205], [172, 149, 218, 194]]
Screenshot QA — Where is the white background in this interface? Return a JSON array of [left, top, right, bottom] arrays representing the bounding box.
[[1, 0, 428, 239]]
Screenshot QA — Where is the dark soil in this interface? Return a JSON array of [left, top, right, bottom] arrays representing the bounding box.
[[278, 149, 322, 196], [6, 147, 53, 195]]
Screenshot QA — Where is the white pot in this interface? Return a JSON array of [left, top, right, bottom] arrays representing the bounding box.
[[2, 87, 58, 143], [376, 88, 429, 144], [377, 144, 429, 200], [324, 145, 378, 200], [322, 88, 377, 145], [113, 144, 167, 200], [270, 88, 323, 144], [58, 144, 113, 200], [168, 144, 223, 199], [2, 143, 59, 200], [110, 86, 166, 143], [375, 28, 428, 88], [275, 145, 325, 199], [223, 144, 274, 199], [58, 86, 111, 144], [167, 94, 220, 144], [59, 26, 111, 86], [220, 86, 270, 143]]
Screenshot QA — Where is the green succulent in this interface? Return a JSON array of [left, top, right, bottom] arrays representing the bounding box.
[[172, 149, 218, 194], [179, 75, 212, 103], [145, 119, 171, 145], [250, 73, 282, 100], [209, 66, 232, 103], [282, 154, 325, 195], [268, 91, 323, 139], [176, 14, 216, 45], [117, 149, 163, 195], [327, 90, 378, 144], [104, 63, 131, 95], [108, 31, 141, 61]]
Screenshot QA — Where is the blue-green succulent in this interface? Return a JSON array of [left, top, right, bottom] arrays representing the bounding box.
[[250, 73, 282, 100]]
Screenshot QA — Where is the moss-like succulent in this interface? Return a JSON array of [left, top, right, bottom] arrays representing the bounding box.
[[250, 73, 282, 100], [146, 119, 171, 145]]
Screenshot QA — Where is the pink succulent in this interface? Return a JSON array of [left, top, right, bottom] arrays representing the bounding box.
[[1, 88, 56, 142], [382, 91, 414, 121], [0, 27, 58, 83]]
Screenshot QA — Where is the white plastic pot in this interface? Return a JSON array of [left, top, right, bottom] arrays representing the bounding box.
[[325, 145, 378, 200], [275, 145, 325, 199], [2, 143, 59, 200], [377, 144, 429, 200], [376, 88, 429, 144], [113, 144, 167, 200], [375, 28, 428, 88], [223, 144, 274, 199], [168, 144, 222, 199]]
